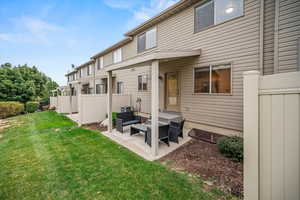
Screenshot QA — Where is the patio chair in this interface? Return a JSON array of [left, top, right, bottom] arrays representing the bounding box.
[[116, 111, 141, 133], [146, 125, 170, 147], [168, 119, 185, 143]]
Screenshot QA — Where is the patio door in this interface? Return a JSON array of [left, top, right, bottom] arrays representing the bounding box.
[[165, 72, 180, 112]]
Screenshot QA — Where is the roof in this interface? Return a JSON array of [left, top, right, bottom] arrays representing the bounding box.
[[65, 70, 77, 76], [65, 60, 95, 76], [75, 60, 95, 70], [91, 37, 132, 59], [125, 0, 199, 36]]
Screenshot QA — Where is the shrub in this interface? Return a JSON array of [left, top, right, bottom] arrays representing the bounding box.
[[25, 101, 39, 113], [112, 112, 117, 126], [0, 101, 24, 119], [217, 136, 243, 162]]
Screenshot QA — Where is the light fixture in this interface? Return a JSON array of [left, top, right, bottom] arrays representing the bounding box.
[[225, 7, 234, 14]]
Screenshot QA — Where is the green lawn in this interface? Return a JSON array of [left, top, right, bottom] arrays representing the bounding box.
[[0, 111, 215, 200]]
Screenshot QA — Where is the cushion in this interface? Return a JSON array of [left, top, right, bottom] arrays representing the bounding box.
[[123, 120, 140, 126]]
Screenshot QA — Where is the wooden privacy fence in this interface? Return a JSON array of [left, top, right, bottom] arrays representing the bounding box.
[[244, 71, 300, 200]]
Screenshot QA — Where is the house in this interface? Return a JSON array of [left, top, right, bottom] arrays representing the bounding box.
[[59, 0, 300, 156]]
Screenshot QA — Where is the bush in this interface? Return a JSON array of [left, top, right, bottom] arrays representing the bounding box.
[[25, 101, 39, 113], [217, 136, 243, 162], [112, 112, 117, 125], [0, 101, 24, 119]]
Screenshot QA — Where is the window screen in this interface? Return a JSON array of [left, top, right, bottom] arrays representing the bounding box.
[[113, 48, 122, 63], [211, 64, 231, 93], [194, 67, 210, 93], [138, 75, 148, 91], [215, 0, 244, 24], [97, 57, 104, 70], [138, 33, 146, 53], [195, 0, 214, 32], [146, 28, 156, 49], [117, 82, 123, 94]]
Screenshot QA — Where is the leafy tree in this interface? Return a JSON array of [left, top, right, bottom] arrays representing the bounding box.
[[0, 63, 59, 103]]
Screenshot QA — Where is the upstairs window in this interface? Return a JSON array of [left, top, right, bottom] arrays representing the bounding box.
[[194, 64, 231, 94], [195, 1, 214, 32], [138, 75, 148, 92], [113, 48, 122, 63], [195, 0, 244, 32], [138, 27, 157, 53], [87, 65, 93, 76], [97, 57, 104, 70], [87, 66, 90, 76]]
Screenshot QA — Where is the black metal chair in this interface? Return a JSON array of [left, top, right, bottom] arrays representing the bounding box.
[[146, 125, 170, 147], [116, 111, 141, 133], [168, 119, 185, 143]]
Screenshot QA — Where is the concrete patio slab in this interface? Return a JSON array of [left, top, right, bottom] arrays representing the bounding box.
[[102, 125, 192, 161]]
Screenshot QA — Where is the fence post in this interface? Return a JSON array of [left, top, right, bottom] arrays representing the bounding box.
[[243, 70, 260, 200]]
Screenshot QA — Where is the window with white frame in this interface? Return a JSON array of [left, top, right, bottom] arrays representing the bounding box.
[[113, 48, 122, 63], [195, 0, 244, 32], [117, 82, 123, 94], [138, 27, 157, 53], [97, 57, 104, 70], [194, 64, 231, 94], [138, 74, 148, 92]]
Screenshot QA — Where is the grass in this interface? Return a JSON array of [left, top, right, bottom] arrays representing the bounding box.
[[0, 111, 215, 200]]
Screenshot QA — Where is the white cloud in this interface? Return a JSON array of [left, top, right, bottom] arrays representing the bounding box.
[[18, 16, 63, 34], [103, 0, 141, 9], [0, 33, 11, 41], [105, 0, 180, 31], [0, 17, 63, 45]]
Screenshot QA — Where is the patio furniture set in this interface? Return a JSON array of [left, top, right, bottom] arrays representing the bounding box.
[[116, 110, 185, 147]]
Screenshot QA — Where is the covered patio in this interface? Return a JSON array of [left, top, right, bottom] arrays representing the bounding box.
[[105, 49, 201, 157]]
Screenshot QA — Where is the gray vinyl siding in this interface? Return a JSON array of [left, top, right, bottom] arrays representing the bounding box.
[[113, 66, 151, 113], [122, 38, 137, 61], [103, 53, 113, 67], [154, 0, 260, 131], [87, 0, 300, 131], [263, 0, 275, 75], [278, 0, 300, 72]]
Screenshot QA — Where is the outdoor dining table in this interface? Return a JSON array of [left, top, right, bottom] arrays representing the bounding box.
[[130, 121, 169, 144]]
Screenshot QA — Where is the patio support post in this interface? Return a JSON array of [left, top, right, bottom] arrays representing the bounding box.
[[151, 60, 159, 157], [107, 71, 113, 133]]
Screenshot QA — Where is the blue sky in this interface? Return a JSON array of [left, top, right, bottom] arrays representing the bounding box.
[[0, 0, 179, 85]]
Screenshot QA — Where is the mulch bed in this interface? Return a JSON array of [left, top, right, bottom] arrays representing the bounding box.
[[159, 138, 243, 198], [84, 123, 108, 132]]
